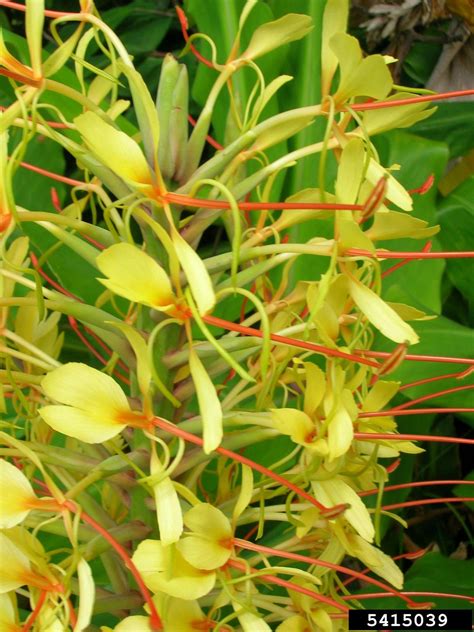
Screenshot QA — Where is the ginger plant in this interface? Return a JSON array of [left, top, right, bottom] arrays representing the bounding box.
[[0, 0, 473, 630]]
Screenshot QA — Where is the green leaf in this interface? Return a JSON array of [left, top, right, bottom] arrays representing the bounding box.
[[375, 131, 449, 313], [437, 176, 474, 318], [410, 102, 474, 159]]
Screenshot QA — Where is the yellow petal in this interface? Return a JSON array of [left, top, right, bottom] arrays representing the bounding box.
[[132, 540, 216, 600], [0, 593, 17, 628], [0, 459, 36, 528], [189, 349, 222, 454], [366, 210, 439, 241], [348, 280, 419, 345], [366, 159, 413, 211], [176, 534, 231, 571], [312, 478, 375, 542], [335, 138, 365, 204], [327, 400, 353, 460], [41, 363, 130, 417], [183, 503, 232, 539], [75, 558, 95, 632], [321, 0, 349, 94], [96, 243, 174, 309], [39, 405, 127, 444], [0, 532, 31, 593], [172, 232, 215, 315], [242, 14, 313, 60], [271, 408, 314, 445], [348, 534, 403, 589], [232, 602, 272, 631], [303, 363, 326, 416], [276, 615, 310, 632], [74, 112, 152, 186], [363, 381, 399, 412], [107, 616, 151, 632], [164, 599, 206, 632], [151, 450, 183, 546]]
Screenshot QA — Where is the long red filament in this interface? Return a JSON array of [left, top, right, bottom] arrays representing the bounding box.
[[382, 241, 432, 278], [202, 315, 380, 367], [175, 6, 215, 69], [354, 432, 474, 445], [227, 558, 349, 612], [19, 161, 85, 187], [348, 247, 474, 259], [359, 407, 474, 417], [63, 500, 163, 631], [359, 480, 474, 498], [351, 90, 474, 110], [390, 384, 474, 411], [188, 114, 223, 150], [341, 590, 473, 603], [234, 539, 418, 607], [150, 415, 344, 514], [0, 0, 78, 17], [382, 497, 474, 511], [400, 367, 474, 391], [22, 590, 48, 632]]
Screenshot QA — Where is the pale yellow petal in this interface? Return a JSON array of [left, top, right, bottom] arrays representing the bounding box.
[[271, 408, 313, 445], [349, 280, 419, 345], [75, 558, 95, 632], [189, 350, 222, 454], [172, 232, 215, 316], [176, 535, 231, 570], [110, 616, 151, 631], [327, 401, 353, 460], [74, 112, 152, 186], [96, 243, 174, 309], [232, 602, 272, 631], [41, 363, 130, 416], [276, 614, 310, 632], [132, 540, 216, 600], [0, 460, 36, 528], [164, 599, 206, 631], [312, 478, 375, 542], [38, 405, 126, 444], [183, 503, 232, 539], [363, 381, 399, 412], [349, 534, 404, 589], [0, 532, 31, 593], [303, 363, 326, 416]]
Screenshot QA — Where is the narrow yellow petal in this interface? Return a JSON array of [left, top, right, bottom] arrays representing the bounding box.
[[96, 243, 174, 309], [151, 450, 183, 546], [75, 558, 95, 632], [232, 602, 272, 632], [327, 401, 353, 460], [189, 350, 222, 453], [349, 280, 419, 345], [74, 112, 152, 186], [172, 232, 215, 315]]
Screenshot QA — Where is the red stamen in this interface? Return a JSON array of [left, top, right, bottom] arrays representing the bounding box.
[[19, 160, 85, 187], [30, 251, 82, 301], [399, 367, 474, 391], [348, 247, 474, 260], [359, 480, 474, 497], [382, 497, 474, 511], [234, 539, 418, 607], [63, 500, 163, 631], [390, 384, 474, 411], [382, 242, 432, 278], [359, 407, 474, 417], [50, 187, 63, 213], [408, 174, 435, 195], [356, 348, 474, 366], [67, 599, 78, 627], [151, 415, 344, 514], [354, 432, 474, 445], [202, 315, 380, 367], [351, 90, 474, 111], [386, 458, 401, 474], [227, 558, 349, 611], [166, 192, 363, 211], [341, 590, 471, 604], [0, 0, 78, 16], [188, 114, 223, 150], [22, 590, 48, 632], [175, 6, 215, 69], [359, 176, 387, 223]]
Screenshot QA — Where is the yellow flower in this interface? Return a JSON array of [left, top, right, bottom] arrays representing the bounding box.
[[132, 539, 216, 600], [39, 363, 134, 443], [0, 532, 33, 593], [0, 460, 37, 529], [96, 243, 187, 317], [176, 503, 233, 570]]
